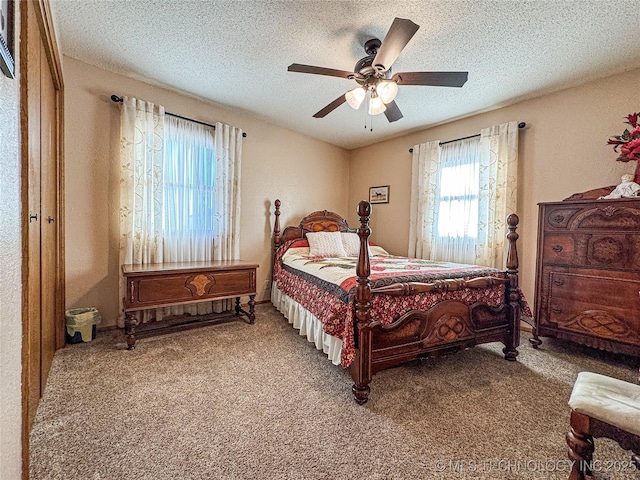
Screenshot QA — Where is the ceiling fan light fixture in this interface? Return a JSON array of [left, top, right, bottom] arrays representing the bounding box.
[[376, 79, 398, 104], [368, 91, 387, 115], [345, 87, 366, 109], [288, 17, 468, 124]]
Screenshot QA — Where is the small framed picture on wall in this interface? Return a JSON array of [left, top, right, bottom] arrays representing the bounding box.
[[369, 185, 389, 204], [0, 0, 15, 78]]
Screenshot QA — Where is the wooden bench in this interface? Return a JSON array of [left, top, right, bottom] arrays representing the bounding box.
[[122, 260, 258, 349], [566, 371, 640, 479]]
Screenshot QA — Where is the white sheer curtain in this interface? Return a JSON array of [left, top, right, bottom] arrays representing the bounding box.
[[408, 121, 519, 268], [432, 138, 481, 263], [118, 97, 165, 325], [163, 115, 216, 262]]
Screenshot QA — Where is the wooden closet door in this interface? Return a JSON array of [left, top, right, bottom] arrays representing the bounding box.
[[22, 0, 64, 434], [40, 36, 58, 388], [25, 3, 42, 427]]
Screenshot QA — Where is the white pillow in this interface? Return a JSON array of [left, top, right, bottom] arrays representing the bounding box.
[[306, 231, 347, 257], [341, 232, 361, 257]]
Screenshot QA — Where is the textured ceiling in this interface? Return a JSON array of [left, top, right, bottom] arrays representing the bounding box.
[[51, 0, 640, 150]]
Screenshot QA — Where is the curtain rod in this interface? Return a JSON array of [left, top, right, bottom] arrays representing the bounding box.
[[110, 95, 247, 138], [408, 122, 526, 153]]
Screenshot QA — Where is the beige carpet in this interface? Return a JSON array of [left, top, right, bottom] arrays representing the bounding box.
[[30, 304, 639, 479]]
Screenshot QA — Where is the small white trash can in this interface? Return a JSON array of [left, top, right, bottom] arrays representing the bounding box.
[[65, 307, 101, 344]]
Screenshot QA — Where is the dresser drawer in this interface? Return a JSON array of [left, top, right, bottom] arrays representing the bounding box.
[[543, 203, 640, 232], [541, 233, 639, 269], [542, 235, 575, 264], [543, 207, 584, 229], [546, 271, 640, 346]]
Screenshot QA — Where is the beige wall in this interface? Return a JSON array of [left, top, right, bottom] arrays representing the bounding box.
[[64, 56, 640, 332], [348, 66, 640, 310], [64, 56, 350, 328], [0, 5, 22, 477]]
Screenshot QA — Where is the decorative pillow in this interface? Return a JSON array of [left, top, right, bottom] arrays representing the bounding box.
[[341, 232, 361, 257], [306, 231, 347, 257], [289, 239, 309, 249]]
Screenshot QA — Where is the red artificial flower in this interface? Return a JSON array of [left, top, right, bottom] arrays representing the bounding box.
[[621, 137, 640, 160], [608, 112, 640, 163]]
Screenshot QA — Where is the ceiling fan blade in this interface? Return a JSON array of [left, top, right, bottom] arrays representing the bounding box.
[[373, 17, 420, 72], [288, 63, 353, 79], [384, 101, 403, 123], [392, 71, 469, 87], [313, 94, 347, 118]]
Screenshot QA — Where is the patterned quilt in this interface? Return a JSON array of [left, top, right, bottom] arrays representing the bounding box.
[[273, 239, 522, 367]]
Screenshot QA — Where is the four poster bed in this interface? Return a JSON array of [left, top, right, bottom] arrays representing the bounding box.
[[271, 199, 526, 404]]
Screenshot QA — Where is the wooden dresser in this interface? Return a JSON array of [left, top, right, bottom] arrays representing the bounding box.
[[532, 192, 640, 357], [122, 260, 258, 349]]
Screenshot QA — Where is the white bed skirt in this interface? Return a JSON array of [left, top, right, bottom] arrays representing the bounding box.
[[271, 282, 343, 365]]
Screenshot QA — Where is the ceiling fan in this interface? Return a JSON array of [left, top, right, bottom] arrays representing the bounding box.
[[288, 17, 468, 123]]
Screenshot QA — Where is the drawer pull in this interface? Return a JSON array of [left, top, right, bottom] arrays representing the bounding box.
[[551, 305, 562, 313], [552, 245, 563, 253], [553, 279, 564, 286]]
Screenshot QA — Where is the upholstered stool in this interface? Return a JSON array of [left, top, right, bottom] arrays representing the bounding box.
[[566, 372, 640, 480]]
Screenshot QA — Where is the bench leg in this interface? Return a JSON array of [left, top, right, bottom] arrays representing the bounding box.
[[124, 311, 138, 350], [567, 411, 594, 480]]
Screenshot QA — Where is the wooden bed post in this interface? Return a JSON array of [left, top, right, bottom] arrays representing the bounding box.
[[503, 213, 521, 361], [351, 200, 373, 404], [273, 199, 281, 257], [271, 199, 282, 286]]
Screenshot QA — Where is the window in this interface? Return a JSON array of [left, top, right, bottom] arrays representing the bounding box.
[[163, 116, 216, 236], [408, 122, 519, 268], [431, 137, 481, 263], [435, 155, 479, 239]]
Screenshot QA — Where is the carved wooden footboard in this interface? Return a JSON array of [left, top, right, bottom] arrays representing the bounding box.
[[272, 199, 522, 404], [350, 200, 521, 404]]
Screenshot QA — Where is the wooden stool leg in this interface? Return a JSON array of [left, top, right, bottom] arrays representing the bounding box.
[[567, 411, 594, 480]]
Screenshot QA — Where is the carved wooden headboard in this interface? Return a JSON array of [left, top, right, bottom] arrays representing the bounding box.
[[272, 199, 355, 253]]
